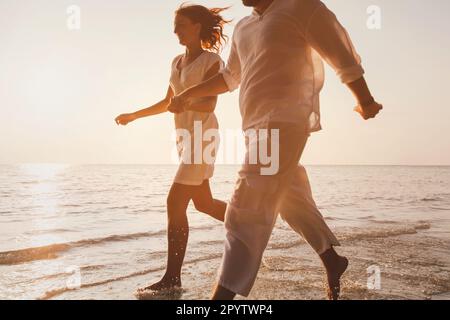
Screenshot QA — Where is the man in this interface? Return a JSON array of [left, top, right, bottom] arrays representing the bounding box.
[[168, 0, 383, 300]]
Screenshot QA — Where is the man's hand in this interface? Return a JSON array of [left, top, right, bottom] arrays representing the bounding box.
[[354, 101, 383, 120], [168, 95, 187, 114]]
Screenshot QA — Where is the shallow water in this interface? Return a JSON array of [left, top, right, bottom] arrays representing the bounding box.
[[0, 164, 449, 300]]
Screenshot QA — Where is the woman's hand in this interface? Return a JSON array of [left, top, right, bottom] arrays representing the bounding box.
[[115, 113, 137, 126], [354, 101, 383, 120], [168, 96, 187, 114]]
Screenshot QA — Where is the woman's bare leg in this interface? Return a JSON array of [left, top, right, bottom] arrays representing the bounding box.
[[141, 183, 193, 291], [192, 179, 227, 222], [139, 180, 226, 292]]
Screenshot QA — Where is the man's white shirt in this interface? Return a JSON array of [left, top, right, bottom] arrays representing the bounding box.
[[220, 0, 365, 132]]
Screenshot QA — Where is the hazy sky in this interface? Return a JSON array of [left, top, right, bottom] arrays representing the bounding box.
[[1, 0, 450, 165]]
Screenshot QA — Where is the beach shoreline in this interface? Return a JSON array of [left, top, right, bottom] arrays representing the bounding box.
[[47, 225, 450, 300]]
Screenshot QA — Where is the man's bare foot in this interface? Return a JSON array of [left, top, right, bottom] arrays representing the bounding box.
[[326, 256, 349, 300], [319, 247, 349, 300]]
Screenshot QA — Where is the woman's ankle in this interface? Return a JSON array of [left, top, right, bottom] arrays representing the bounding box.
[[162, 274, 181, 285]]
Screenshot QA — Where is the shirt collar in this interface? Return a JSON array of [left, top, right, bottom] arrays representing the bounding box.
[[251, 0, 278, 19]]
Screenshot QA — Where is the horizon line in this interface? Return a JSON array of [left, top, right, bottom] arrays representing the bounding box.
[[1, 163, 450, 167]]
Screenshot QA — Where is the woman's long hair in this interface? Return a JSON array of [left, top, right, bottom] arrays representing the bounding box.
[[176, 3, 231, 53]]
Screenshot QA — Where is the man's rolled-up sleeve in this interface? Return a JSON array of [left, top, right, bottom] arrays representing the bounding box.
[[305, 3, 365, 84], [220, 32, 242, 92]]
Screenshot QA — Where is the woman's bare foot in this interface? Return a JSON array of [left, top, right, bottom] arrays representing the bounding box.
[[137, 276, 182, 293], [320, 248, 349, 300]]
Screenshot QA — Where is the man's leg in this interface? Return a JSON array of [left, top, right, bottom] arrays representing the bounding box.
[[264, 123, 348, 299], [279, 165, 348, 299], [212, 169, 281, 299], [212, 285, 236, 300], [212, 122, 307, 299]]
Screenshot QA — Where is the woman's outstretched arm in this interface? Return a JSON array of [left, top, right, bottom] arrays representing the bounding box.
[[115, 86, 174, 125]]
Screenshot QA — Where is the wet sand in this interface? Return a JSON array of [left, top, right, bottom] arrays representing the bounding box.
[[53, 225, 450, 300]]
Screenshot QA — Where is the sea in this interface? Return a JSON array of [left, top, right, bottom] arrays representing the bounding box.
[[0, 164, 449, 300]]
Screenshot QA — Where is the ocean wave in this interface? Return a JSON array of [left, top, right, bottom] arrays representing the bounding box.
[[39, 253, 223, 300], [105, 205, 130, 210], [358, 215, 376, 219], [430, 206, 450, 211], [19, 180, 40, 185], [367, 219, 401, 224], [196, 240, 223, 246], [340, 222, 431, 241], [362, 196, 403, 201], [0, 232, 159, 266], [0, 243, 71, 265], [268, 222, 432, 251], [60, 204, 82, 208], [24, 228, 73, 236], [420, 197, 443, 202], [14, 264, 109, 285], [0, 225, 214, 266]]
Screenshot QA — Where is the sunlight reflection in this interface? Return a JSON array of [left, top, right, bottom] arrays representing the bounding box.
[[19, 164, 70, 248]]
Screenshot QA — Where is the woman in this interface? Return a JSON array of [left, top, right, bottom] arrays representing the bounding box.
[[115, 4, 230, 295]]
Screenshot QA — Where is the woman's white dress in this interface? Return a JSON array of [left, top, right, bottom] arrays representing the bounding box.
[[169, 51, 224, 186]]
